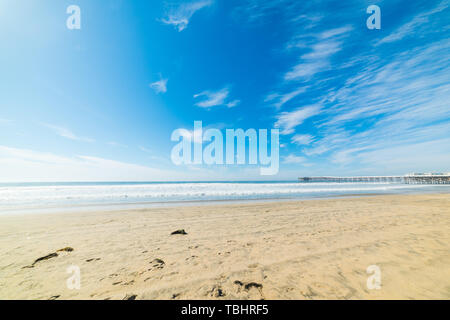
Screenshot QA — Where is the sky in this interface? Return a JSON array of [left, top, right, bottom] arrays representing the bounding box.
[[0, 0, 449, 182]]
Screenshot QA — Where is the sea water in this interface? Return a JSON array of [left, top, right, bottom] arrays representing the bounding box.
[[1, 181, 449, 214]]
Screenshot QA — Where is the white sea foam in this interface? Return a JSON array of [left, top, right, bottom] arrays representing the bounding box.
[[1, 182, 446, 213]]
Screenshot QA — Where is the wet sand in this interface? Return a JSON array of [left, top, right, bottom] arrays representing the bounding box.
[[0, 193, 449, 300]]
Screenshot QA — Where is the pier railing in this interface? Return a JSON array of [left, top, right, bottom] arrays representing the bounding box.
[[298, 175, 450, 184]]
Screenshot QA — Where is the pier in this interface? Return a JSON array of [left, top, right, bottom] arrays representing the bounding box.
[[298, 173, 450, 184]]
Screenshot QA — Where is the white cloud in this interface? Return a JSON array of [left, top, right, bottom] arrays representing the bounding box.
[[301, 40, 342, 60], [237, 2, 449, 173], [0, 145, 176, 182], [275, 104, 321, 135], [0, 145, 286, 182], [295, 37, 450, 168], [322, 40, 450, 128], [162, 0, 212, 32], [328, 138, 450, 174], [376, 1, 449, 45], [303, 131, 349, 156], [265, 87, 307, 109], [357, 138, 450, 171], [226, 99, 241, 108], [284, 61, 327, 81], [194, 87, 228, 107], [283, 154, 307, 164], [150, 78, 168, 94], [42, 123, 94, 142], [291, 134, 314, 145], [284, 26, 352, 81], [318, 26, 353, 39], [330, 147, 368, 165], [194, 87, 240, 109]]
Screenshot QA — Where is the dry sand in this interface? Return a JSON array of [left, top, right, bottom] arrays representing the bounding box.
[[0, 194, 449, 300]]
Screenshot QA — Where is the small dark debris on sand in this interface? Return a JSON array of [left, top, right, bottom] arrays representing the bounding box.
[[234, 280, 263, 291], [123, 294, 137, 300], [171, 229, 188, 235], [150, 258, 165, 269], [34, 253, 58, 264], [210, 285, 225, 297], [23, 253, 59, 268], [86, 258, 101, 262], [48, 295, 60, 300], [24, 248, 75, 269], [245, 282, 263, 290]]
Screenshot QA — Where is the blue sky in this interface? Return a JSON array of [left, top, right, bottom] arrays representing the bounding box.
[[0, 0, 449, 181]]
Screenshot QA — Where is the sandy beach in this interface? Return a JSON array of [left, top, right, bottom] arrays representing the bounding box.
[[0, 193, 449, 300]]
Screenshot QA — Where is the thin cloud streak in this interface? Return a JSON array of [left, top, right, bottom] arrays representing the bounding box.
[[161, 0, 212, 32], [41, 123, 94, 143], [194, 87, 240, 108], [150, 78, 168, 94], [376, 0, 449, 45], [275, 104, 321, 135]]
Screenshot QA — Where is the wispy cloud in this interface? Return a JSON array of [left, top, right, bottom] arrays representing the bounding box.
[[42, 123, 94, 142], [226, 100, 241, 108], [194, 87, 240, 108], [275, 104, 321, 135], [229, 1, 450, 174], [0, 145, 177, 182], [150, 78, 168, 94], [299, 38, 450, 168], [233, 0, 298, 23], [265, 87, 307, 109], [303, 131, 348, 156], [284, 26, 352, 81], [161, 0, 212, 32], [284, 61, 327, 81], [291, 134, 314, 145], [283, 154, 307, 164], [376, 0, 449, 45]]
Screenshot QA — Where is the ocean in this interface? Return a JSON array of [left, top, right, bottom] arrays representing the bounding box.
[[1, 181, 449, 214]]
